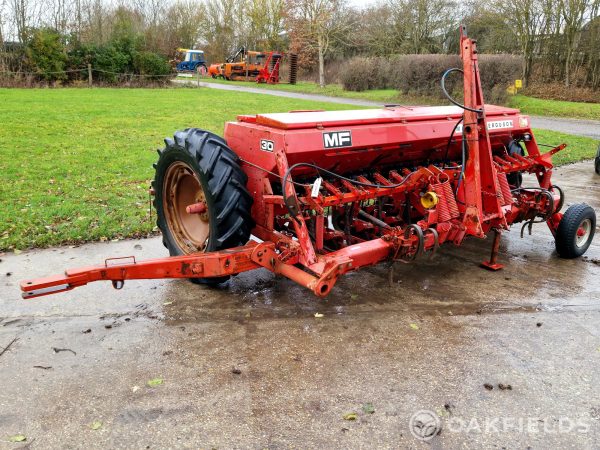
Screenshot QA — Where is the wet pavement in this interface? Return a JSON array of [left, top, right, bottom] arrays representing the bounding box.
[[1, 161, 600, 449]]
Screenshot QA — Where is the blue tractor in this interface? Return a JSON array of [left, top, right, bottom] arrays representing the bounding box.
[[175, 49, 207, 74]]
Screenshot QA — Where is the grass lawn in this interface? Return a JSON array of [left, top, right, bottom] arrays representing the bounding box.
[[0, 87, 361, 251], [1, 87, 598, 251], [508, 95, 600, 121], [533, 129, 599, 166]]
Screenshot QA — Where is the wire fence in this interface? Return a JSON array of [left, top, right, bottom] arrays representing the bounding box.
[[0, 66, 179, 84]]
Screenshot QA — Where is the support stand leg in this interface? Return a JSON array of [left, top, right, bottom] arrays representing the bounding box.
[[480, 229, 504, 271]]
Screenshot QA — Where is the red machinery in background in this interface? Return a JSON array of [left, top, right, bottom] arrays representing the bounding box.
[[21, 27, 596, 300]]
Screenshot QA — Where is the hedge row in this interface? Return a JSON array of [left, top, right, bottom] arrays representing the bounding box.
[[4, 28, 172, 85], [340, 54, 522, 104]]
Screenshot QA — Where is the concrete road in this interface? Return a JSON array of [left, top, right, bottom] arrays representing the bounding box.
[[174, 79, 600, 139], [1, 162, 600, 449], [528, 116, 600, 140]]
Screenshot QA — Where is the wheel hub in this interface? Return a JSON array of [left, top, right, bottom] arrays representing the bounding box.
[[575, 219, 591, 248], [163, 162, 210, 253]]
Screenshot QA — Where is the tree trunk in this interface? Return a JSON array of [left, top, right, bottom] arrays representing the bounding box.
[[318, 35, 325, 88], [523, 54, 532, 87], [564, 48, 571, 87]]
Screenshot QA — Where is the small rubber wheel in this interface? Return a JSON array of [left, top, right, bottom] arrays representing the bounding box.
[[152, 128, 253, 284], [555, 204, 596, 258]]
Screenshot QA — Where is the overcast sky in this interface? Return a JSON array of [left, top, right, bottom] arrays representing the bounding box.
[[348, 0, 377, 8], [348, 0, 379, 8]]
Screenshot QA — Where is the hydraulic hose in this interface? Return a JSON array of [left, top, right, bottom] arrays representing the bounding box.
[[440, 68, 483, 114]]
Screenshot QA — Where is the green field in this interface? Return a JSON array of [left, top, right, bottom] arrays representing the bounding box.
[[508, 95, 600, 121], [1, 87, 598, 251]]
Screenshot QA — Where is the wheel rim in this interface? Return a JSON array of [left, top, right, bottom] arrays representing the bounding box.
[[575, 218, 592, 248], [163, 161, 209, 253]]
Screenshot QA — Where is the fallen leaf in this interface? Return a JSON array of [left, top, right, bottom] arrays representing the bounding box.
[[343, 413, 358, 421], [362, 403, 375, 414], [409, 323, 419, 330], [163, 301, 173, 306], [13, 249, 22, 255], [90, 421, 102, 430], [132, 385, 140, 393], [8, 435, 26, 442], [314, 313, 324, 318], [147, 377, 164, 387], [350, 294, 358, 300]]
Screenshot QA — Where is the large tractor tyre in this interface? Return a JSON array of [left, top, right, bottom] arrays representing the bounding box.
[[595, 144, 600, 175], [554, 203, 596, 259], [152, 128, 254, 285]]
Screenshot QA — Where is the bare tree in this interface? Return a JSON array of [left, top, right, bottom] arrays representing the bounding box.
[[0, 0, 6, 44], [495, 0, 547, 86], [390, 0, 458, 54], [200, 0, 243, 61], [246, 0, 285, 49], [560, 0, 591, 86], [162, 0, 204, 54], [286, 0, 356, 87]]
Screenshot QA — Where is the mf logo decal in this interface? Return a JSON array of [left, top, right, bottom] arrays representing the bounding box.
[[260, 139, 274, 152], [323, 131, 352, 149]]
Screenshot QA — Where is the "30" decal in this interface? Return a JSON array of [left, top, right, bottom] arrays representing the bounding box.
[[260, 139, 274, 152]]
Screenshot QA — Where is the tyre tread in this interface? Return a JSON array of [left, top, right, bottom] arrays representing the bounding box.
[[555, 203, 595, 258], [152, 128, 254, 284]]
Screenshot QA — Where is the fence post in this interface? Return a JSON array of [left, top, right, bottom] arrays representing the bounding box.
[[87, 64, 92, 87], [196, 68, 200, 87]]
